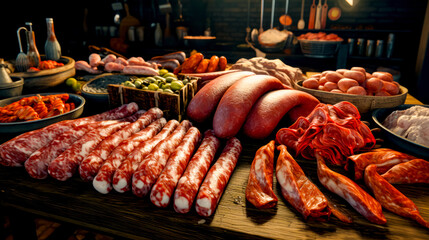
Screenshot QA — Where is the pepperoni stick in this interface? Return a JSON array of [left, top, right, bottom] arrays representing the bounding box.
[[132, 120, 192, 197], [0, 102, 139, 167], [173, 130, 221, 214], [91, 119, 173, 194], [112, 119, 179, 193], [150, 127, 201, 207], [316, 152, 387, 225], [79, 108, 163, 181], [195, 137, 242, 217], [48, 122, 128, 181], [381, 159, 429, 184], [364, 164, 429, 228], [24, 121, 114, 179], [276, 145, 331, 220], [245, 140, 278, 209]]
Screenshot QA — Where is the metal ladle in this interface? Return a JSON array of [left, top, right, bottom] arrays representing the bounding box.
[[15, 27, 30, 72]]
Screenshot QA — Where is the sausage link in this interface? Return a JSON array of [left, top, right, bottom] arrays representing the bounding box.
[[174, 129, 221, 213], [195, 59, 210, 73], [195, 137, 242, 217], [218, 56, 227, 71], [112, 119, 179, 193], [150, 127, 201, 207], [207, 56, 219, 72], [132, 120, 192, 197], [181, 53, 204, 73], [381, 159, 429, 184]]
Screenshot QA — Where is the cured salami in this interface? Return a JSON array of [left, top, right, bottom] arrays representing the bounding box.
[[345, 148, 415, 180], [79, 108, 163, 181], [132, 120, 193, 197], [276, 145, 331, 220], [150, 127, 201, 208], [112, 119, 179, 193], [245, 140, 278, 209], [316, 152, 386, 225], [173, 129, 221, 214], [364, 164, 429, 228], [48, 122, 128, 181], [24, 122, 103, 179], [381, 159, 429, 184], [0, 102, 139, 167], [195, 137, 242, 217]]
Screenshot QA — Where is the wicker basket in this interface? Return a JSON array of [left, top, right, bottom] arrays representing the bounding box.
[[295, 80, 408, 113], [299, 39, 342, 58]]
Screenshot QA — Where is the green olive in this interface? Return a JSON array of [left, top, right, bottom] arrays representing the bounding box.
[[148, 83, 159, 91], [159, 69, 169, 76], [163, 89, 175, 94], [170, 80, 185, 91]]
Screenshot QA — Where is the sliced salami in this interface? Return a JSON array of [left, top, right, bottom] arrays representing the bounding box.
[[0, 102, 139, 167], [112, 119, 179, 193], [316, 152, 386, 225], [195, 137, 242, 217], [276, 145, 330, 220], [132, 120, 192, 197], [79, 108, 163, 181], [150, 127, 201, 207], [48, 122, 128, 181], [174, 130, 220, 214], [364, 164, 429, 228], [245, 140, 278, 209]]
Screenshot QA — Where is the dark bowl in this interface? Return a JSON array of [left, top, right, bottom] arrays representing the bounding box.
[[184, 36, 216, 50], [0, 93, 85, 134], [372, 104, 429, 158]]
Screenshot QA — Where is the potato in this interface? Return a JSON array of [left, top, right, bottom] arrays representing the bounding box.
[[325, 71, 344, 83], [351, 67, 366, 74], [373, 72, 393, 82], [343, 70, 366, 84], [347, 86, 367, 95], [365, 72, 373, 80], [318, 76, 328, 85], [336, 69, 348, 75], [375, 90, 391, 96], [324, 81, 338, 91], [382, 81, 400, 95], [366, 78, 383, 93], [302, 78, 319, 89], [311, 74, 322, 80], [321, 70, 335, 77], [330, 89, 344, 94], [337, 78, 359, 92]]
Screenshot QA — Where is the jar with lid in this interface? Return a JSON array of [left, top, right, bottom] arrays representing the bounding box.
[[44, 18, 61, 61]]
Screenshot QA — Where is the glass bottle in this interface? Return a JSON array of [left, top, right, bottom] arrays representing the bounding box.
[[26, 22, 41, 68], [44, 18, 61, 61]]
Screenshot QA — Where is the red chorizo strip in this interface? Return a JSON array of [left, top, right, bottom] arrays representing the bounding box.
[[132, 120, 192, 197], [48, 122, 128, 181], [150, 127, 201, 208], [245, 140, 278, 209], [277, 145, 330, 220], [24, 121, 111, 179], [112, 119, 179, 193], [195, 137, 242, 217], [79, 108, 163, 181], [364, 164, 429, 228], [381, 159, 429, 184], [173, 129, 221, 214], [213, 75, 289, 138], [345, 148, 415, 180], [316, 152, 386, 225], [0, 102, 139, 167]]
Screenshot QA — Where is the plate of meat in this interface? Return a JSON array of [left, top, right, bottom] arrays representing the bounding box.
[[372, 104, 429, 158], [0, 93, 85, 134]]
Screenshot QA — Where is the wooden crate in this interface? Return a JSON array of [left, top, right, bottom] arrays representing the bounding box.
[[108, 78, 198, 121]]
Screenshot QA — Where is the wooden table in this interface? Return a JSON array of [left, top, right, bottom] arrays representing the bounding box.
[[1, 97, 428, 240]]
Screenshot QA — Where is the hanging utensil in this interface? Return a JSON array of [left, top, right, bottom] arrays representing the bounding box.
[[308, 0, 316, 29], [279, 0, 292, 28], [270, 0, 275, 29], [15, 27, 30, 72], [297, 0, 305, 29], [314, 0, 322, 29], [321, 0, 328, 29], [259, 0, 264, 34]]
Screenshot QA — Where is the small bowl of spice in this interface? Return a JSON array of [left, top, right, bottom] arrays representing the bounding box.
[[81, 73, 131, 103]]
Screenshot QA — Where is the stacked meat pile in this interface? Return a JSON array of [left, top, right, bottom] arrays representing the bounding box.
[[0, 104, 241, 217]]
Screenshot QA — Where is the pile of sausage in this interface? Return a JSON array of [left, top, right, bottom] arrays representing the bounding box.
[[174, 52, 227, 74], [246, 104, 429, 228], [302, 67, 400, 96], [0, 104, 241, 217], [187, 71, 320, 139]]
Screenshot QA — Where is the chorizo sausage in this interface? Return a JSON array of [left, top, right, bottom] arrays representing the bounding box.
[[207, 56, 219, 72], [218, 56, 227, 71], [181, 53, 204, 73], [243, 89, 320, 139], [213, 75, 289, 138], [195, 59, 210, 73], [381, 159, 429, 184], [186, 71, 255, 123], [195, 137, 242, 217]]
